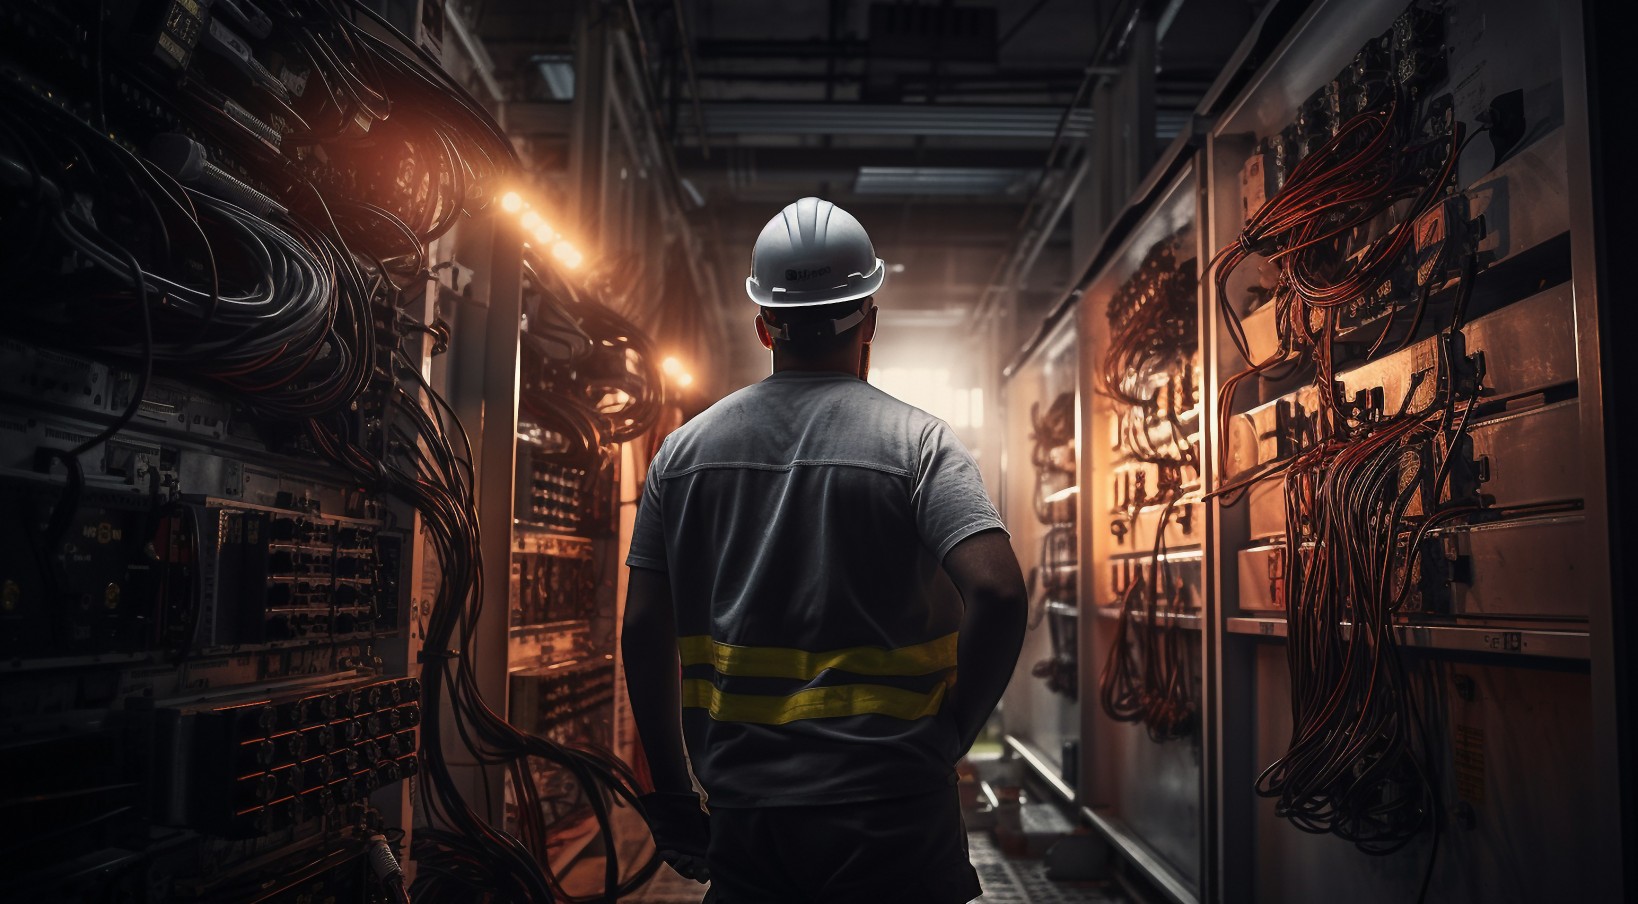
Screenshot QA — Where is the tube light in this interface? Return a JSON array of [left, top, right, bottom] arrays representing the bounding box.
[[551, 241, 583, 269]]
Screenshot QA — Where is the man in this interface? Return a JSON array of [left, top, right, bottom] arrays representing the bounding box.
[[622, 197, 1027, 904]]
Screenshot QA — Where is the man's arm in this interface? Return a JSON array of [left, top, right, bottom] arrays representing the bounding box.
[[622, 565, 693, 794], [942, 528, 1029, 755]]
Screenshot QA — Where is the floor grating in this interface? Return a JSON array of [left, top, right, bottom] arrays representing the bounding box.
[[623, 830, 1127, 903]]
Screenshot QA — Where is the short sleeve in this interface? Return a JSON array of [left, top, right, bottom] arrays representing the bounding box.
[[912, 420, 1008, 560], [626, 440, 669, 571]]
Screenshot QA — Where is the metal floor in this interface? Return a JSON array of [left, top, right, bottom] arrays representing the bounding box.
[[624, 829, 1127, 903]]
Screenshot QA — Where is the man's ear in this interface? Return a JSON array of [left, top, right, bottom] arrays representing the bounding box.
[[755, 314, 775, 351], [862, 304, 879, 344]]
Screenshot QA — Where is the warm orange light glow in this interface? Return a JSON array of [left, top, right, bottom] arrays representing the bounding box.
[[551, 241, 583, 269], [661, 356, 684, 377], [505, 191, 584, 268], [677, 372, 695, 388]]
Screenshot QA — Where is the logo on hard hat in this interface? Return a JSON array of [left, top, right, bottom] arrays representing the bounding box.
[[785, 265, 832, 282]]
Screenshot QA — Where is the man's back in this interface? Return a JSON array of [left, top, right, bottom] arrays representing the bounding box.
[[623, 197, 1024, 903], [626, 370, 1002, 806]]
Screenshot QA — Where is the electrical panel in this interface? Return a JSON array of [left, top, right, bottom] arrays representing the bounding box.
[[484, 223, 667, 877], [512, 533, 599, 628], [998, 314, 1083, 795], [0, 0, 516, 896], [1202, 0, 1605, 899], [1094, 225, 1201, 744], [508, 657, 618, 828], [989, 0, 1621, 900], [504, 418, 626, 862], [134, 677, 422, 838], [1072, 164, 1208, 888]]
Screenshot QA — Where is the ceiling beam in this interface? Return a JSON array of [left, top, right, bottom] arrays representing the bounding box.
[[695, 102, 1096, 137], [696, 39, 869, 59], [674, 146, 1049, 171], [703, 198, 1051, 243]]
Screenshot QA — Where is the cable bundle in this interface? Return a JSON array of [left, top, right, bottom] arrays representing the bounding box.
[[519, 258, 669, 473], [0, 88, 375, 421], [1100, 240, 1196, 413], [1204, 14, 1487, 874], [1098, 497, 1196, 743], [2, 2, 666, 898], [279, 0, 515, 246], [307, 329, 659, 903], [1257, 340, 1482, 857], [1210, 70, 1466, 485]]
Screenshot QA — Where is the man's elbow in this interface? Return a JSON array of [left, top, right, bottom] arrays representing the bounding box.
[[942, 529, 1028, 618], [968, 575, 1029, 623]]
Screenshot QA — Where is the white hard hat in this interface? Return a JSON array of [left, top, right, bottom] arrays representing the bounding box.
[[745, 197, 886, 308]]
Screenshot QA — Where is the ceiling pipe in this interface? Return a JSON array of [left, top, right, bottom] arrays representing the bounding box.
[[671, 0, 711, 159], [444, 4, 505, 106], [971, 0, 1147, 326]]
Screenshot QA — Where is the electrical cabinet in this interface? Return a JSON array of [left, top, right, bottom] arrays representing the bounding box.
[[0, 1, 658, 899], [999, 316, 1082, 796], [1076, 162, 1208, 897], [1201, 0, 1611, 900], [1005, 0, 1623, 900]]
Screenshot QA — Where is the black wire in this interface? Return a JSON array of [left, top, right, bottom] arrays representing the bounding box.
[[0, 5, 663, 898]]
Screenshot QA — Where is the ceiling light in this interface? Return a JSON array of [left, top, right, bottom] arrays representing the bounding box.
[[551, 241, 583, 269], [500, 191, 523, 213]]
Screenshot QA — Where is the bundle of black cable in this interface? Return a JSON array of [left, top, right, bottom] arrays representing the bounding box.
[[0, 1, 663, 897], [1029, 392, 1077, 521], [519, 257, 669, 475], [308, 330, 661, 903], [1100, 237, 1197, 414], [1255, 345, 1483, 864], [1098, 495, 1196, 743]]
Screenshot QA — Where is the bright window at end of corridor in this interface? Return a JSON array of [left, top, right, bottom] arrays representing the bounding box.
[[870, 367, 984, 430]]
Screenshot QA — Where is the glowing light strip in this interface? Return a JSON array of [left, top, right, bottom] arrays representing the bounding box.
[[498, 191, 583, 269]]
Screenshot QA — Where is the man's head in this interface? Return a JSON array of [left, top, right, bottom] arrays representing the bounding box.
[[746, 198, 886, 374]]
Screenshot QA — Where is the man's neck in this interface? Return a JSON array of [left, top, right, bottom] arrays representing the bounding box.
[[771, 349, 863, 377]]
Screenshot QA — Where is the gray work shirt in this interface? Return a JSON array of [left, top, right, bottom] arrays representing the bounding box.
[[627, 369, 1006, 807]]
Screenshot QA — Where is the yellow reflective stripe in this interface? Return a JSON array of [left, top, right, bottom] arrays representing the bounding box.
[[676, 632, 958, 680], [681, 678, 948, 725]]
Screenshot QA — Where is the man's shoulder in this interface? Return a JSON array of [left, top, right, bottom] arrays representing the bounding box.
[[664, 381, 770, 439]]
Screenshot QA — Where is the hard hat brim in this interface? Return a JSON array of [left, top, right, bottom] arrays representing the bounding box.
[[746, 258, 886, 307]]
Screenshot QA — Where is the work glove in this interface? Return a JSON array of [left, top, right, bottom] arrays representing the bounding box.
[[639, 791, 711, 883]]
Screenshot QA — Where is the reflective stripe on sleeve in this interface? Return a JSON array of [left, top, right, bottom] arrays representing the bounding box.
[[676, 631, 958, 680], [681, 676, 950, 725]]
